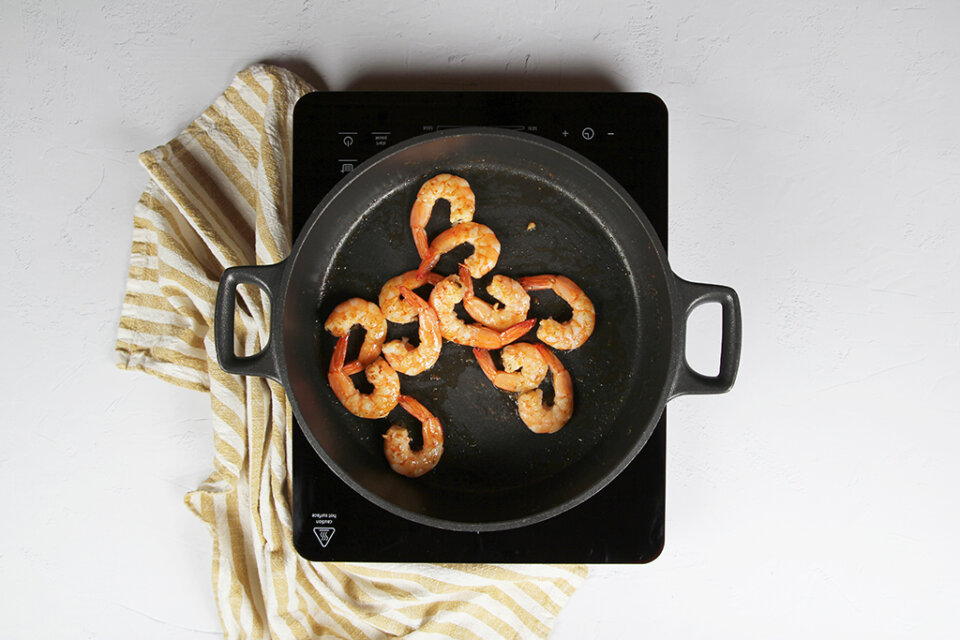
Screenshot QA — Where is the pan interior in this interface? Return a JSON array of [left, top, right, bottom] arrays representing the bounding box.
[[284, 133, 672, 527]]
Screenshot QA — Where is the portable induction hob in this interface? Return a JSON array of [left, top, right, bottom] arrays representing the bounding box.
[[291, 91, 666, 562]]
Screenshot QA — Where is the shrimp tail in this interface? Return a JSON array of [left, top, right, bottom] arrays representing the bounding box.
[[398, 286, 428, 311], [328, 333, 366, 376], [473, 348, 498, 383], [458, 263, 475, 299], [416, 251, 441, 281], [518, 274, 556, 291], [534, 343, 564, 372], [412, 227, 430, 260], [330, 335, 348, 373], [341, 360, 364, 375], [498, 318, 537, 345], [329, 334, 365, 375], [398, 394, 434, 423]]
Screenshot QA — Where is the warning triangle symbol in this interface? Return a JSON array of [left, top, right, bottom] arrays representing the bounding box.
[[314, 527, 336, 548]]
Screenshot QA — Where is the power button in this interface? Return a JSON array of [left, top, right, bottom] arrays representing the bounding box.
[[581, 127, 595, 140]]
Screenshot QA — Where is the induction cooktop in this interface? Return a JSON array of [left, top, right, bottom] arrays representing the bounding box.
[[291, 91, 666, 562]]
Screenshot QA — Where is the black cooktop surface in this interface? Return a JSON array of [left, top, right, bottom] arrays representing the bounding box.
[[291, 91, 666, 563]]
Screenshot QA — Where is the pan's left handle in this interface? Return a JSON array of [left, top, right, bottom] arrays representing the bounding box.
[[214, 261, 286, 382], [669, 275, 742, 399]]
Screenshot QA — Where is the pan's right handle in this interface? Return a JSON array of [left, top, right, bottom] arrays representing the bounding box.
[[669, 275, 742, 399], [214, 261, 286, 382]]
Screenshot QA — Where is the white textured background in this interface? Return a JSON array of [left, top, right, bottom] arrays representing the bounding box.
[[3, 1, 959, 638]]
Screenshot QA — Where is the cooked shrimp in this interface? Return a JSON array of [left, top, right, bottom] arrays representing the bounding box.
[[327, 335, 400, 419], [428, 274, 536, 348], [378, 270, 443, 324], [416, 222, 500, 281], [460, 267, 530, 331], [410, 173, 476, 259], [382, 395, 444, 478], [324, 298, 388, 368], [519, 275, 595, 350], [473, 343, 548, 393], [381, 287, 442, 376], [517, 344, 573, 434]]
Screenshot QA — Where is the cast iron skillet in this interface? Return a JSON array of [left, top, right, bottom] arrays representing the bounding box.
[[214, 127, 741, 531]]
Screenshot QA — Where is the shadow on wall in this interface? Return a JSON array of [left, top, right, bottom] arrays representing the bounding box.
[[344, 67, 623, 92], [257, 57, 623, 92]]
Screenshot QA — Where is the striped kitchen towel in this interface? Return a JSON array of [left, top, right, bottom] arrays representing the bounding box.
[[115, 63, 587, 639]]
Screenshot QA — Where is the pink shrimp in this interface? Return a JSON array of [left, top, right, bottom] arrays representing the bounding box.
[[428, 272, 536, 349], [378, 270, 443, 324], [517, 344, 574, 434], [519, 275, 595, 350], [416, 222, 500, 281], [410, 174, 476, 259], [460, 268, 530, 332], [383, 395, 444, 478], [327, 335, 400, 419], [473, 343, 548, 393], [381, 287, 442, 376], [323, 298, 388, 368]]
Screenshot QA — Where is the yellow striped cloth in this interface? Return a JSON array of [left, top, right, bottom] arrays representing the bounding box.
[[115, 64, 587, 639]]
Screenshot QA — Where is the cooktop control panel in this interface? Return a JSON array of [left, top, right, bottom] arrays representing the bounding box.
[[293, 92, 666, 244]]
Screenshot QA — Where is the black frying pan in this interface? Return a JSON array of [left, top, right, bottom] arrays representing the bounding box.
[[214, 128, 741, 531]]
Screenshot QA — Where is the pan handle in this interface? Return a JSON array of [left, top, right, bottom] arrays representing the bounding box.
[[668, 275, 742, 399], [213, 261, 286, 382]]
